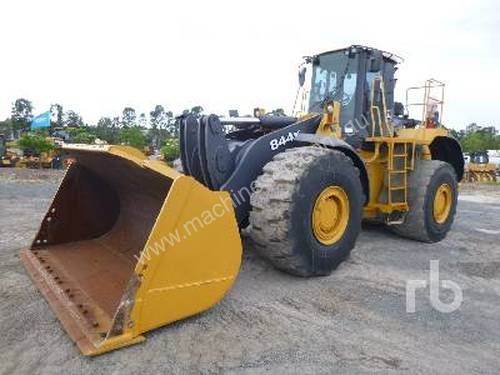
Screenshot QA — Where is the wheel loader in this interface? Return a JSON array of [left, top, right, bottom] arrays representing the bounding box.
[[0, 134, 18, 167], [21, 45, 464, 355], [465, 151, 497, 182]]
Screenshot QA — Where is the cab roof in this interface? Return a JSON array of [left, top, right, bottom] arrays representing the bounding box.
[[314, 45, 403, 65]]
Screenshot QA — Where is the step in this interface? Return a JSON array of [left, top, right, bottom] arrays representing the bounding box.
[[389, 170, 407, 174]]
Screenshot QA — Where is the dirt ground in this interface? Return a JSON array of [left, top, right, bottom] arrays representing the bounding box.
[[0, 169, 499, 374]]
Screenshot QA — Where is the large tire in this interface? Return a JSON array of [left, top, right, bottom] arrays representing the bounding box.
[[248, 147, 364, 276], [392, 160, 458, 242]]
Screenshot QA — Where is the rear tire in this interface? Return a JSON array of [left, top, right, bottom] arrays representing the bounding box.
[[391, 160, 458, 242], [248, 147, 364, 276]]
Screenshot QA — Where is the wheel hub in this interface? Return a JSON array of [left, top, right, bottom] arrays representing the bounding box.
[[312, 186, 350, 245], [433, 183, 452, 224]]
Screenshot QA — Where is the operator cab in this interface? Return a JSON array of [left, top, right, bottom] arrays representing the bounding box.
[[470, 151, 489, 165], [298, 45, 402, 140]]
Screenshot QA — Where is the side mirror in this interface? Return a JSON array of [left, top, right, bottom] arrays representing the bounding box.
[[369, 52, 383, 72], [298, 66, 307, 87]]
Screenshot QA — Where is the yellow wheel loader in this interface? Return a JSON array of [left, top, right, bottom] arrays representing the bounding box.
[[0, 134, 18, 167], [18, 136, 65, 169], [465, 151, 497, 182], [21, 45, 464, 355]]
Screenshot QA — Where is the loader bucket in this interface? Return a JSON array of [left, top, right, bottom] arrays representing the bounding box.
[[20, 144, 242, 355]]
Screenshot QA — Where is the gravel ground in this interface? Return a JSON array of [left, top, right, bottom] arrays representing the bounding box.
[[0, 169, 499, 374]]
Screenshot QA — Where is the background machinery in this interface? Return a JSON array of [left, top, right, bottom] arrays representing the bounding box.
[[16, 136, 64, 169], [0, 133, 18, 167], [21, 45, 463, 355], [465, 151, 497, 182]]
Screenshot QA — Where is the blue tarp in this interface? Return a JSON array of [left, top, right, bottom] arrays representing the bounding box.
[[31, 111, 51, 129]]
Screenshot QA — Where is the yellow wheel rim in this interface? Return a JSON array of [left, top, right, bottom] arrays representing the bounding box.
[[433, 183, 452, 224], [312, 186, 350, 245]]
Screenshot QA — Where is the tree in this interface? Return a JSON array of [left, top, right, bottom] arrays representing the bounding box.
[[11, 98, 33, 135], [161, 137, 180, 163], [92, 117, 118, 144], [0, 118, 14, 139], [460, 129, 500, 152], [18, 132, 54, 155], [67, 127, 96, 144], [269, 108, 286, 116], [150, 105, 166, 129], [111, 116, 121, 129], [122, 107, 137, 128], [50, 104, 64, 128], [65, 110, 83, 127], [164, 110, 177, 137], [120, 127, 147, 150], [449, 129, 465, 142], [182, 105, 204, 118], [97, 117, 113, 129], [150, 105, 167, 147], [138, 113, 147, 128], [190, 106, 203, 117]]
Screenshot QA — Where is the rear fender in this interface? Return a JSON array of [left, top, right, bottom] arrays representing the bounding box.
[[429, 136, 464, 181]]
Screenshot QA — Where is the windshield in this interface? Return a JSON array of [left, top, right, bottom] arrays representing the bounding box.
[[308, 52, 359, 124]]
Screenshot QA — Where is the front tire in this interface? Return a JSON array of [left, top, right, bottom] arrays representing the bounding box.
[[392, 160, 458, 242], [248, 147, 364, 276]]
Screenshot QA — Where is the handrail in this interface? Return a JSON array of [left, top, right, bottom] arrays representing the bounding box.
[[369, 75, 393, 137], [405, 79, 445, 126]]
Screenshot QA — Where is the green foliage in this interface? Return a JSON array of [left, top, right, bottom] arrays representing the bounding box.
[[150, 105, 166, 129], [460, 130, 500, 152], [149, 105, 175, 147], [65, 110, 84, 127], [0, 118, 14, 139], [92, 117, 119, 144], [268, 108, 286, 116], [120, 127, 147, 150], [161, 137, 180, 162], [182, 106, 204, 118], [67, 127, 96, 144], [11, 98, 33, 133], [18, 132, 54, 155], [138, 113, 147, 128], [97, 117, 113, 128], [122, 107, 137, 128], [190, 106, 203, 117], [449, 129, 464, 141]]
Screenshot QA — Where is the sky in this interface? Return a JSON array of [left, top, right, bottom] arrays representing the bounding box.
[[1, 0, 499, 130]]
